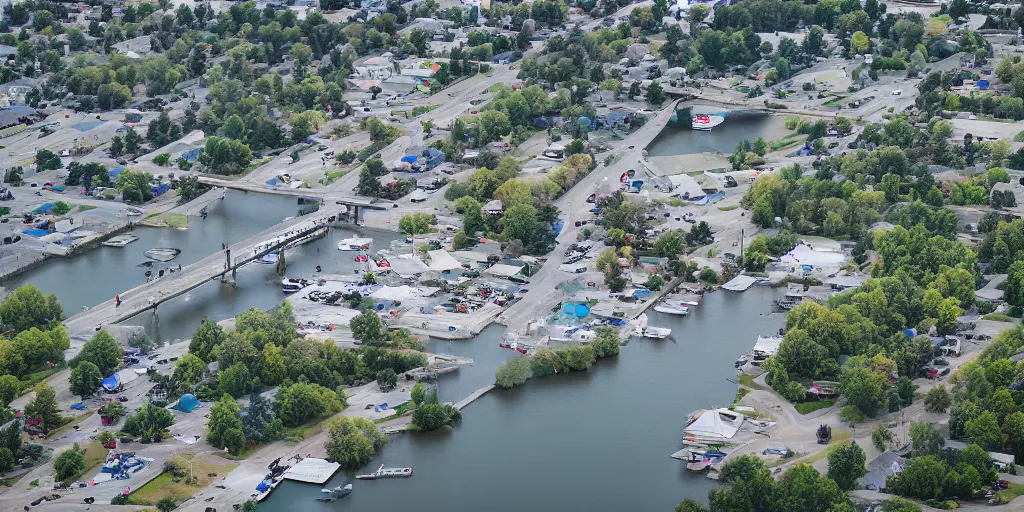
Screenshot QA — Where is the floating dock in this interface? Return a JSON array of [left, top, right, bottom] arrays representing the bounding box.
[[282, 458, 341, 484], [102, 234, 138, 247], [355, 464, 413, 480]]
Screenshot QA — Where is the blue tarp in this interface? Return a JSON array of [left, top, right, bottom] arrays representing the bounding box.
[[903, 328, 917, 338], [102, 373, 120, 392], [266, 177, 278, 186], [690, 192, 725, 205], [256, 480, 271, 493], [182, 148, 201, 162], [33, 202, 55, 214], [72, 120, 107, 132], [22, 229, 48, 237], [553, 220, 564, 236], [633, 289, 652, 299], [401, 155, 417, 163], [176, 393, 200, 413], [108, 166, 126, 179], [978, 80, 989, 90]]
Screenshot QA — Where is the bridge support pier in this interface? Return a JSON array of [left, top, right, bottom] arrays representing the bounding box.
[[352, 206, 360, 226]]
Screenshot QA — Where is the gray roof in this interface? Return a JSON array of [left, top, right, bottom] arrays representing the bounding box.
[[0, 106, 37, 126], [859, 451, 905, 491]]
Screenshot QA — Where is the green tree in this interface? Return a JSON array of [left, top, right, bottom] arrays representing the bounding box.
[[965, 411, 1003, 450], [910, 422, 944, 457], [851, 31, 869, 54], [122, 403, 175, 437], [72, 331, 123, 376], [350, 310, 386, 345], [839, 357, 886, 416], [324, 416, 386, 470], [173, 354, 206, 387], [412, 402, 457, 431], [827, 441, 867, 490], [198, 137, 253, 175], [0, 375, 19, 408], [923, 386, 951, 413], [274, 382, 345, 427], [219, 363, 251, 398], [398, 213, 433, 235], [592, 327, 621, 358], [208, 394, 245, 454], [69, 361, 102, 398], [478, 110, 511, 143], [411, 382, 427, 404], [495, 357, 533, 388], [376, 368, 398, 392], [646, 82, 665, 105], [25, 382, 61, 433], [0, 285, 63, 333], [53, 443, 85, 482], [675, 499, 707, 512], [881, 497, 922, 512], [654, 230, 686, 257]]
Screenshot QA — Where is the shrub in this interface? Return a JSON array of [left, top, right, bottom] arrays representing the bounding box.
[[152, 153, 172, 166], [495, 357, 532, 388], [840, 405, 865, 424], [923, 386, 951, 413]]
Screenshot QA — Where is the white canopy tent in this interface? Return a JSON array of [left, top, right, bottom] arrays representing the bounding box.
[[427, 250, 462, 272]]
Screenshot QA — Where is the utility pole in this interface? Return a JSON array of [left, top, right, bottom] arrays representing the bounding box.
[[739, 228, 744, 262]]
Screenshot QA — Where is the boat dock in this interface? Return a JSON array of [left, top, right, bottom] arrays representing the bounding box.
[[102, 234, 138, 247], [454, 384, 495, 411], [283, 458, 342, 484], [405, 362, 460, 381], [355, 464, 413, 480]]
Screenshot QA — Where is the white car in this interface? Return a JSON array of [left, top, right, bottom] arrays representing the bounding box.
[[892, 89, 902, 96]]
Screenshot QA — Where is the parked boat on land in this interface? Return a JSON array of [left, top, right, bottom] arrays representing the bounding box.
[[633, 313, 672, 339], [258, 251, 280, 265], [355, 465, 413, 480], [316, 483, 352, 501], [338, 237, 373, 251]]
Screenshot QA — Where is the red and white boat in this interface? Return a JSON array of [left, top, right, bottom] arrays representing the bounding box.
[[691, 114, 724, 131], [499, 339, 533, 354]]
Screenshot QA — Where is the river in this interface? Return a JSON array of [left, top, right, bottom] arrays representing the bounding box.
[[646, 111, 789, 157], [261, 287, 786, 512], [1, 191, 401, 342]]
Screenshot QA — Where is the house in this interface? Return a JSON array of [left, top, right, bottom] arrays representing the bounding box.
[[481, 199, 503, 215], [355, 56, 393, 80], [490, 51, 521, 64], [860, 451, 906, 491], [399, 59, 440, 79]]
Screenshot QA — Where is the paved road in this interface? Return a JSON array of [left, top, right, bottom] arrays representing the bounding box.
[[496, 99, 680, 332]]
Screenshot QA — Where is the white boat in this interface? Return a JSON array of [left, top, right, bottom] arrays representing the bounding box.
[[691, 115, 725, 131], [355, 464, 413, 479], [258, 251, 279, 264], [654, 302, 689, 315], [641, 326, 673, 339], [317, 483, 352, 501], [338, 237, 373, 251], [103, 234, 138, 247], [144, 248, 181, 262], [281, 278, 309, 293], [125, 206, 144, 217]]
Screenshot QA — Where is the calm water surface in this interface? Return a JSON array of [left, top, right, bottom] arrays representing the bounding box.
[[262, 288, 786, 512], [646, 112, 788, 157]]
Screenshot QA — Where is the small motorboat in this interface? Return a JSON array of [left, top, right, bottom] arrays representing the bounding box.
[[281, 278, 309, 293], [338, 237, 373, 251], [640, 326, 672, 339], [499, 339, 532, 354], [354, 253, 368, 262], [103, 235, 138, 247], [654, 302, 689, 315], [316, 483, 352, 501], [258, 251, 280, 265], [125, 207, 144, 217], [144, 248, 181, 262]]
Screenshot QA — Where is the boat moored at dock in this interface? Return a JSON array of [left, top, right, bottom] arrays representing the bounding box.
[[653, 302, 689, 315], [316, 483, 353, 501], [338, 237, 373, 251], [355, 464, 413, 480]]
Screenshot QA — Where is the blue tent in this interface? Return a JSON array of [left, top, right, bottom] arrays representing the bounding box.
[[574, 303, 590, 318], [401, 155, 417, 163], [176, 394, 200, 413], [22, 229, 48, 237], [102, 373, 121, 392], [33, 202, 55, 214]]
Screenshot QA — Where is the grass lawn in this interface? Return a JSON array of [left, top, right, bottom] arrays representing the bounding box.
[[162, 214, 188, 229], [994, 482, 1024, 503], [62, 440, 108, 484], [48, 411, 95, 439], [1015, 130, 1024, 142], [795, 430, 853, 466], [323, 170, 348, 185], [75, 205, 97, 212], [795, 400, 836, 415], [738, 373, 767, 391], [281, 415, 334, 443], [718, 205, 739, 212], [983, 312, 1017, 322], [732, 387, 751, 406], [126, 457, 238, 506]]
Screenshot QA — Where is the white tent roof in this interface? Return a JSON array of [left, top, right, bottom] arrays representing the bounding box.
[[427, 250, 462, 272], [779, 243, 847, 266], [683, 408, 745, 440], [752, 335, 783, 356], [485, 263, 524, 277], [370, 285, 441, 300], [408, 189, 429, 201], [386, 254, 430, 277]]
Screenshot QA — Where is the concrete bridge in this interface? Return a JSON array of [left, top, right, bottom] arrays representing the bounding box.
[[63, 210, 344, 337], [196, 176, 392, 224]]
